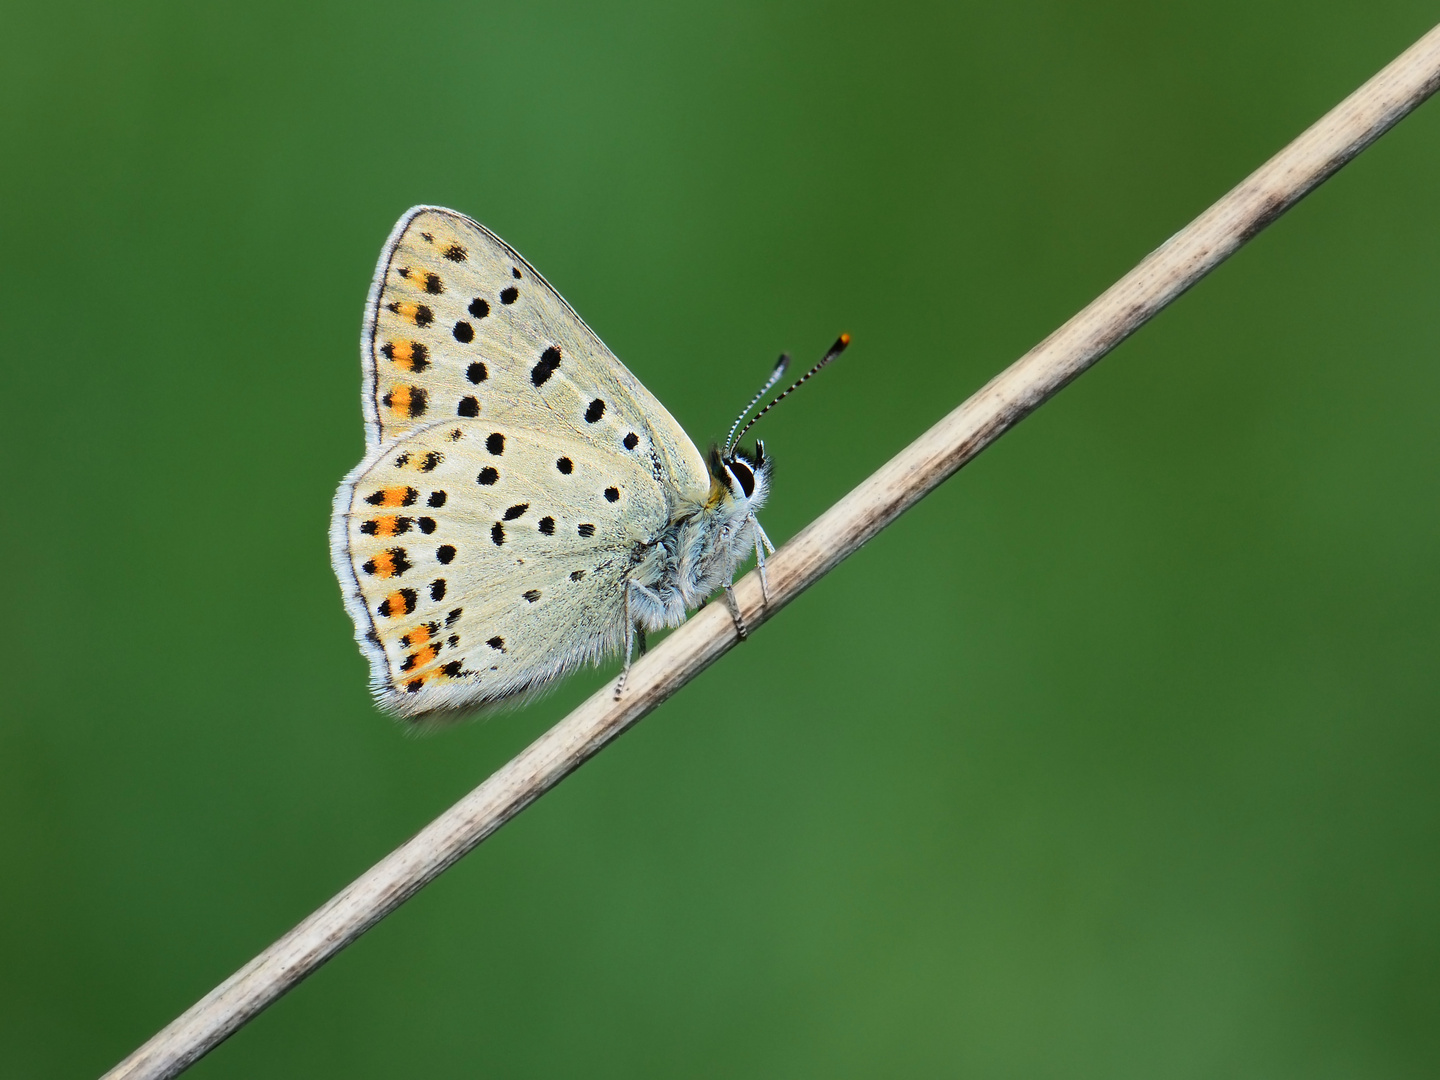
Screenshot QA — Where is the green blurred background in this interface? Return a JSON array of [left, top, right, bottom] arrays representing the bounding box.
[[3, 2, 1438, 1076]]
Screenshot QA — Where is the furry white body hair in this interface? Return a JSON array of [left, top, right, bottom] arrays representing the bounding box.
[[627, 448, 773, 632]]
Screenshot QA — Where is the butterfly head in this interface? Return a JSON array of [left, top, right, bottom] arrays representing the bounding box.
[[708, 441, 771, 511]]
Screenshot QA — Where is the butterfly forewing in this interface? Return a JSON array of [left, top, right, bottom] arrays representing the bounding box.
[[335, 420, 668, 715], [362, 207, 708, 506]]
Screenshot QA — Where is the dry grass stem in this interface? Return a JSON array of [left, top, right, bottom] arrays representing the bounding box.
[[104, 23, 1440, 1080]]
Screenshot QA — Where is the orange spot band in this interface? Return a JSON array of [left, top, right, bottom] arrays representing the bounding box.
[[374, 487, 414, 507]]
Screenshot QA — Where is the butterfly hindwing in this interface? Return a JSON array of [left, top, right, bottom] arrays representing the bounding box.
[[362, 206, 709, 507], [332, 419, 669, 716]]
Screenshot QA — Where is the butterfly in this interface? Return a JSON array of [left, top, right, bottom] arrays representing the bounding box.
[[331, 206, 846, 719]]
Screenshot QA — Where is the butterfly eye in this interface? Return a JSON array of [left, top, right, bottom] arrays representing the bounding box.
[[728, 458, 755, 498]]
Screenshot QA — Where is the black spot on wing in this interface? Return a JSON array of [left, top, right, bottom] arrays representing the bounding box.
[[428, 490, 447, 508], [477, 467, 498, 485], [584, 398, 606, 423], [487, 433, 505, 455], [556, 457, 573, 474], [577, 523, 595, 538], [430, 579, 446, 601], [458, 396, 479, 418], [500, 286, 519, 304], [538, 516, 555, 535], [436, 545, 455, 564], [522, 589, 541, 603], [604, 487, 619, 502], [453, 321, 473, 343], [419, 517, 437, 534], [623, 431, 639, 450], [467, 361, 487, 383], [469, 297, 489, 318], [503, 503, 529, 520], [491, 522, 505, 545], [532, 346, 560, 386]]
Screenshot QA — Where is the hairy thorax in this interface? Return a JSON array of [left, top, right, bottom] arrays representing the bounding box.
[[628, 454, 771, 631]]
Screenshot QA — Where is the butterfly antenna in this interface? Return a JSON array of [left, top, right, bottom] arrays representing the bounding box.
[[732, 333, 850, 448], [724, 353, 791, 456]]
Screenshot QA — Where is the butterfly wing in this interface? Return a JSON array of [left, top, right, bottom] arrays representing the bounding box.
[[332, 419, 669, 717], [361, 206, 709, 506]]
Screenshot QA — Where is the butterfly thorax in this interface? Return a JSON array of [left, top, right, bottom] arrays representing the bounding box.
[[627, 447, 771, 630]]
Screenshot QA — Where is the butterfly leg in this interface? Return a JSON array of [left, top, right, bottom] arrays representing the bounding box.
[[722, 584, 749, 640], [616, 582, 636, 700], [751, 516, 776, 605], [754, 518, 776, 555]]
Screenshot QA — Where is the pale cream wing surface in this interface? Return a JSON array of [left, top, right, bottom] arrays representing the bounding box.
[[362, 206, 710, 507], [333, 420, 669, 716]]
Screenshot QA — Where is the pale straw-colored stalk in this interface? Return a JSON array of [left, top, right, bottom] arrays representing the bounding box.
[[104, 23, 1440, 1080]]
